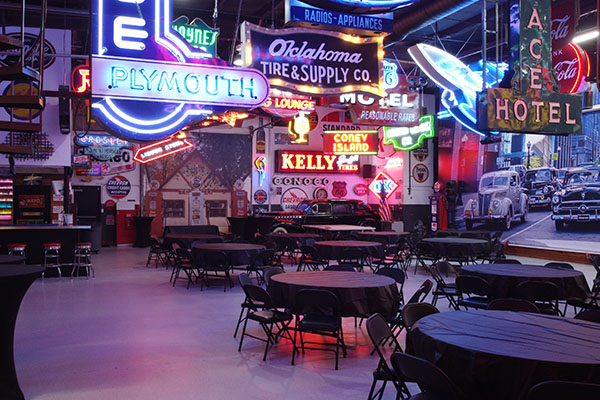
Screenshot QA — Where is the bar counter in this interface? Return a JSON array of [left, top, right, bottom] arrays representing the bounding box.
[[0, 225, 91, 268]]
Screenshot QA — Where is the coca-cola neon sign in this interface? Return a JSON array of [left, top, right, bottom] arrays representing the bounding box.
[[552, 42, 590, 94]]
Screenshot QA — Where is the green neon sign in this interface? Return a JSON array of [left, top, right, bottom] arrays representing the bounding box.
[[173, 16, 219, 57], [383, 114, 434, 151]]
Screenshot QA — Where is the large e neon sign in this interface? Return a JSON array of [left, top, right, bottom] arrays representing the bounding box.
[[91, 0, 269, 141]]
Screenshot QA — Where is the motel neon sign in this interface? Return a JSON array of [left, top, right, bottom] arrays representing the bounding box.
[[91, 0, 269, 141]]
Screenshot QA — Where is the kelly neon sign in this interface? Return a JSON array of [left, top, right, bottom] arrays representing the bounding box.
[[133, 135, 193, 163], [323, 130, 378, 155], [275, 150, 359, 173], [91, 0, 269, 141], [383, 115, 434, 151]]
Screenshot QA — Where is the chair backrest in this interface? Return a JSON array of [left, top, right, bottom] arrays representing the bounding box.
[[299, 245, 321, 261], [338, 248, 366, 263], [416, 242, 438, 257], [493, 258, 522, 264], [428, 262, 450, 288], [174, 246, 191, 262], [376, 267, 406, 285], [445, 244, 469, 259], [293, 289, 341, 321], [544, 262, 574, 270], [238, 272, 253, 288], [390, 353, 463, 400], [528, 380, 600, 400], [515, 280, 560, 302], [407, 279, 433, 304], [384, 244, 401, 257], [263, 267, 284, 287], [367, 313, 403, 369], [574, 309, 600, 323], [324, 264, 356, 272], [149, 236, 163, 250], [243, 283, 275, 309], [456, 275, 491, 297], [588, 254, 600, 276], [487, 298, 540, 313], [254, 249, 275, 267], [402, 302, 439, 331]]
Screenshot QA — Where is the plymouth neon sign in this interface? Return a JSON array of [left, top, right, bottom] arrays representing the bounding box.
[[91, 0, 269, 141]]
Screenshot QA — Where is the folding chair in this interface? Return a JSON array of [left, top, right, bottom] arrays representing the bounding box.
[[515, 280, 561, 316], [456, 275, 492, 310]]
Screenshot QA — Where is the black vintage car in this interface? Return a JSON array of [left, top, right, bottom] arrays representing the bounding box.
[[268, 199, 381, 233], [552, 169, 600, 230], [522, 167, 559, 209]]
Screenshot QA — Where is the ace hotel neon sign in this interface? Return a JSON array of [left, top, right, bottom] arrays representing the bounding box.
[[91, 0, 269, 141]]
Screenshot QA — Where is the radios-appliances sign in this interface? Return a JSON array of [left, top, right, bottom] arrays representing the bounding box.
[[242, 22, 384, 97]]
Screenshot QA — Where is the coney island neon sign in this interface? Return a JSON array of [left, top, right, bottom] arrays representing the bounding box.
[[91, 0, 269, 141]]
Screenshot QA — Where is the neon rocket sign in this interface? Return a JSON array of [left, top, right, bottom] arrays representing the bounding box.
[[91, 0, 269, 142], [408, 43, 507, 136], [133, 135, 193, 163], [383, 115, 434, 151]]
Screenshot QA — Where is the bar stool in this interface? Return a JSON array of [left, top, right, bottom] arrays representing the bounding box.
[[73, 242, 94, 278], [43, 242, 62, 279], [7, 244, 26, 263]]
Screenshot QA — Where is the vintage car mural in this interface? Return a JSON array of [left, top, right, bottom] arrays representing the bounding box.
[[552, 169, 600, 230], [464, 170, 528, 230], [522, 167, 559, 209]]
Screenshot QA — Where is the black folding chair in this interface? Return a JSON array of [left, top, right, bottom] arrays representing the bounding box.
[[337, 248, 368, 272], [234, 273, 264, 338], [415, 241, 439, 273], [574, 309, 600, 323], [401, 302, 439, 331], [249, 249, 277, 285], [377, 268, 406, 304], [487, 298, 540, 313], [291, 289, 346, 370], [366, 313, 411, 400], [170, 244, 200, 290], [528, 380, 600, 400], [262, 266, 285, 289], [544, 262, 574, 270], [199, 250, 233, 292], [297, 245, 328, 271], [372, 245, 403, 273], [492, 258, 521, 264], [237, 283, 296, 361], [456, 275, 491, 310], [147, 235, 170, 268], [515, 280, 561, 316], [390, 353, 465, 400], [429, 261, 460, 310]]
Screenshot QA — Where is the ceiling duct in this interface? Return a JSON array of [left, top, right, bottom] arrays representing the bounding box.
[[385, 0, 480, 47]]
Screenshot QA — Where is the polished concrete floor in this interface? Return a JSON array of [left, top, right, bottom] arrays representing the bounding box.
[[14, 247, 597, 400]]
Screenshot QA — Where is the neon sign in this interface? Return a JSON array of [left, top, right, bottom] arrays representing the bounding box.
[[368, 171, 398, 200], [263, 96, 315, 112], [300, 0, 413, 12], [133, 135, 193, 163], [91, 0, 269, 141], [255, 156, 266, 186], [288, 112, 311, 143], [384, 157, 404, 169], [275, 150, 359, 173], [383, 115, 434, 151], [72, 64, 90, 93], [172, 16, 219, 57], [477, 0, 582, 135], [75, 134, 130, 148], [552, 42, 590, 94], [408, 43, 507, 136], [323, 130, 378, 154]]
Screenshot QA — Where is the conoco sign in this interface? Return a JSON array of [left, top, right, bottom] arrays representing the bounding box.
[[552, 42, 590, 94]]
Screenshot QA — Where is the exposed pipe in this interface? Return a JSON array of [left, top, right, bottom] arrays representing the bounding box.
[[385, 0, 480, 48]]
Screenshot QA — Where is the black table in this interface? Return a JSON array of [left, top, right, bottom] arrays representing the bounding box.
[[269, 271, 400, 317], [422, 237, 489, 257], [165, 233, 224, 248], [0, 255, 25, 264], [462, 264, 590, 300], [408, 310, 600, 400], [267, 232, 320, 245], [0, 265, 43, 399], [356, 231, 410, 245], [314, 240, 383, 260], [193, 243, 265, 267]]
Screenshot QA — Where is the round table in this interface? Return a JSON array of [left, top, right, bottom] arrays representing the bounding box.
[[269, 271, 400, 317], [422, 237, 489, 257], [266, 233, 320, 246], [165, 233, 224, 247], [0, 255, 25, 265], [462, 264, 590, 300], [193, 243, 265, 267], [314, 240, 383, 260], [0, 265, 43, 399], [408, 310, 600, 400], [356, 231, 410, 245]]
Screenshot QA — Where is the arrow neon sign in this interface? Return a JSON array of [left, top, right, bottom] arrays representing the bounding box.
[[133, 135, 193, 163]]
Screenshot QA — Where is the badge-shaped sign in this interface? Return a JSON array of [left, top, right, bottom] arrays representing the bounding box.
[[476, 0, 581, 135], [253, 189, 268, 204], [331, 181, 347, 197], [368, 172, 398, 200], [242, 22, 384, 97], [91, 0, 269, 141], [280, 187, 308, 211], [383, 115, 434, 151], [106, 175, 131, 199]]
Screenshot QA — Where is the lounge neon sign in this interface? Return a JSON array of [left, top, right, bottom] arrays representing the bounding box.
[[91, 0, 269, 141], [133, 135, 193, 163], [383, 115, 434, 151], [323, 130, 379, 155]]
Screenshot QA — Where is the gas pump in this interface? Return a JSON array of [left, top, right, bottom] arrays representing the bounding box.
[[429, 181, 448, 232], [445, 180, 457, 229]]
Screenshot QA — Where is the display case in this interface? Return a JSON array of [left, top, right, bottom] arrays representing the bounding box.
[[0, 179, 13, 223]]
